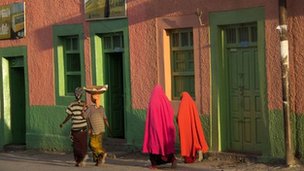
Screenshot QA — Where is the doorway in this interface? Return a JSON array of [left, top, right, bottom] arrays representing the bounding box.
[[3, 56, 26, 146], [224, 23, 266, 154], [105, 52, 124, 138]]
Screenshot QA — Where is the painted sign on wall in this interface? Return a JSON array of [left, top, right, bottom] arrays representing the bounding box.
[[0, 2, 25, 40], [85, 0, 126, 20], [0, 5, 11, 39]]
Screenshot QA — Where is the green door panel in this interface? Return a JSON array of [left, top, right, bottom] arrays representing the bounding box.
[[9, 57, 25, 144], [228, 48, 243, 152], [228, 47, 263, 154], [106, 52, 124, 138]]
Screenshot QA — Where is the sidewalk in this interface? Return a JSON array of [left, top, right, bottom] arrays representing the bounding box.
[[1, 149, 303, 171], [0, 139, 303, 171]]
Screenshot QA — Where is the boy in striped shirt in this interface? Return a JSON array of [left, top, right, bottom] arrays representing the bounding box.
[[60, 87, 88, 167]]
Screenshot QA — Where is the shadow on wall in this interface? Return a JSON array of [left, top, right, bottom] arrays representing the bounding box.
[[126, 0, 304, 26], [15, 0, 304, 52], [25, 0, 87, 51], [126, 0, 209, 26], [34, 14, 85, 52]]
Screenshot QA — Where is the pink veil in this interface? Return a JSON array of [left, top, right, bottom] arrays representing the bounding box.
[[142, 85, 176, 155]]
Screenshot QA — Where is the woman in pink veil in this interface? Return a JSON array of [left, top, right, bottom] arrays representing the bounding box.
[[142, 85, 177, 169]]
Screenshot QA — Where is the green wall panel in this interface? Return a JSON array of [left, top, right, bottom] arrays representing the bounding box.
[[266, 110, 304, 162], [295, 115, 304, 161], [27, 105, 304, 163], [125, 109, 146, 148], [268, 110, 285, 158], [27, 106, 72, 151], [25, 105, 304, 163]]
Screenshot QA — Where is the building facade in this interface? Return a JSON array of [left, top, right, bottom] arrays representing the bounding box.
[[0, 0, 304, 162]]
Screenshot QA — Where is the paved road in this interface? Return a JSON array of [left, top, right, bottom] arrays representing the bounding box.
[[0, 150, 303, 171]]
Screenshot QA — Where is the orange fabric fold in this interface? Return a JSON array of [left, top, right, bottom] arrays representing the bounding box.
[[177, 92, 208, 158]]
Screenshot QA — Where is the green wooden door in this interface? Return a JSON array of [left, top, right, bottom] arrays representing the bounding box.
[[225, 24, 264, 154], [9, 57, 26, 144], [106, 52, 124, 138]]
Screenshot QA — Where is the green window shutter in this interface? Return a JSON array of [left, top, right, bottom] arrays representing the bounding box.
[[170, 29, 195, 100], [63, 36, 81, 95]]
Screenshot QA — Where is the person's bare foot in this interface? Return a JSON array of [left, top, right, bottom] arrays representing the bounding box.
[[79, 154, 88, 167], [101, 153, 107, 164], [198, 150, 203, 162]]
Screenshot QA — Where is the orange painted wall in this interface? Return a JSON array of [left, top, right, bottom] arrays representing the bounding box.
[[0, 0, 91, 105], [127, 0, 304, 114], [288, 0, 304, 114]]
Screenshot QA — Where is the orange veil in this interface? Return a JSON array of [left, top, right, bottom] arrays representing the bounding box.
[[177, 92, 208, 158]]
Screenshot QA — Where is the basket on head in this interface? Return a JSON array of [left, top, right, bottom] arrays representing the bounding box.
[[83, 84, 108, 95]]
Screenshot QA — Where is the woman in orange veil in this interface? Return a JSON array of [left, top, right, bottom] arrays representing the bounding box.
[[177, 92, 208, 163]]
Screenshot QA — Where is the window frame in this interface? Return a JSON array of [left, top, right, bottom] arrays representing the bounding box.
[[53, 24, 85, 105], [169, 28, 195, 100], [63, 36, 82, 96]]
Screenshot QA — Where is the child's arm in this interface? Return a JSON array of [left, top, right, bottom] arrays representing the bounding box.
[[104, 118, 110, 129], [60, 114, 71, 128]]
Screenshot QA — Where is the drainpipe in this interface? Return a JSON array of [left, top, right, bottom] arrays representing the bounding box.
[[277, 0, 295, 166]]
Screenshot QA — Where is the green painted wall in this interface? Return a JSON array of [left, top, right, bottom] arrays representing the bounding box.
[[268, 110, 285, 158], [27, 103, 304, 163], [125, 109, 146, 147], [24, 103, 304, 163], [26, 106, 210, 153], [27, 106, 72, 151], [295, 115, 304, 161], [264, 110, 304, 162]]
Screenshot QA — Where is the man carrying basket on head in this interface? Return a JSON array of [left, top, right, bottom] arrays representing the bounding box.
[[82, 84, 110, 166]]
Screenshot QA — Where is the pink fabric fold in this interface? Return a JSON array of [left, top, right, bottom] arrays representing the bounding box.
[[142, 85, 176, 155]]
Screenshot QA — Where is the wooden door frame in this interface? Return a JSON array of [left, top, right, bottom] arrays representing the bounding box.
[[209, 7, 269, 155]]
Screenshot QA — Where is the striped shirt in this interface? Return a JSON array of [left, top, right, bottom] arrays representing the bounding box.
[[66, 101, 87, 131]]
